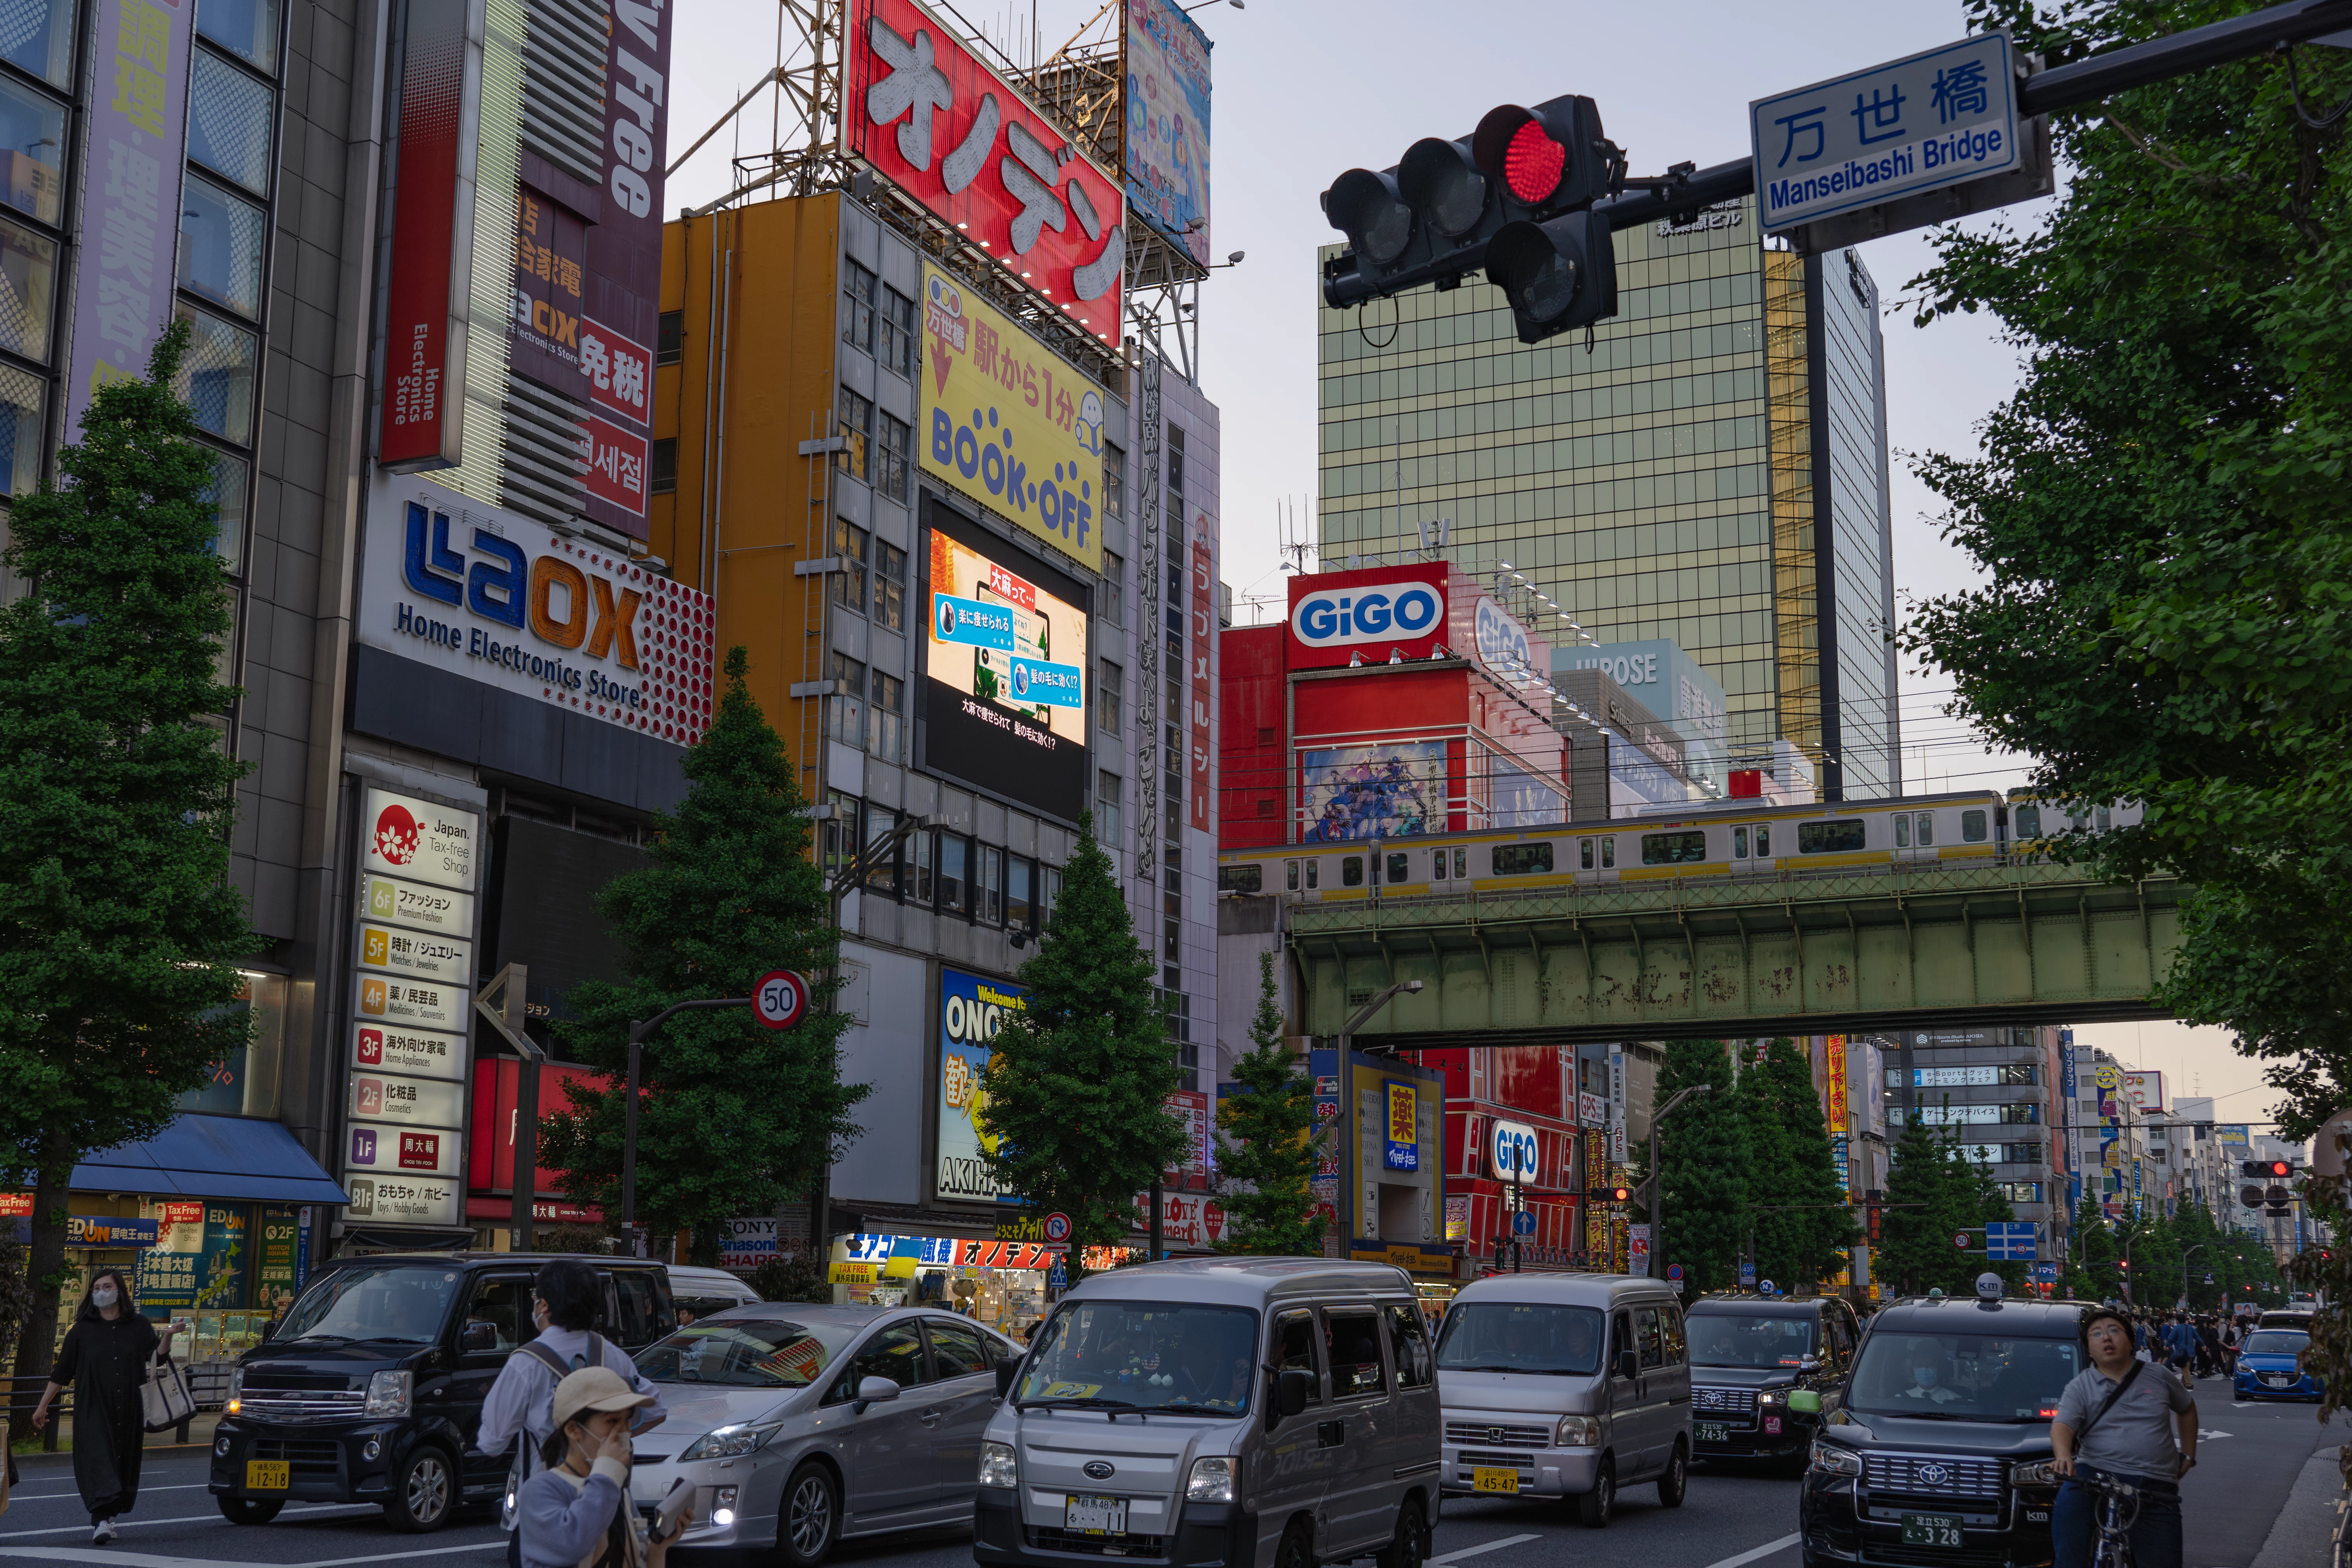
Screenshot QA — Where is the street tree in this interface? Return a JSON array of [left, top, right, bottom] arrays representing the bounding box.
[[1212, 953, 1326, 1257], [2069, 1194, 2121, 1301], [1742, 1038, 1859, 1289], [1879, 1112, 1986, 1295], [0, 318, 258, 1407], [1651, 1039, 1747, 1293], [543, 647, 865, 1262], [981, 815, 1187, 1267], [1903, 0, 2352, 1135]]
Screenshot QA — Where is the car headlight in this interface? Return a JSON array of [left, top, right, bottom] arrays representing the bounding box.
[[1759, 1390, 1782, 1405], [1809, 1441, 1862, 1477], [980, 1441, 1019, 1489], [1186, 1457, 1234, 1503], [364, 1370, 412, 1417], [226, 1367, 243, 1415], [679, 1423, 784, 1462], [2010, 1460, 2059, 1486], [1554, 1414, 1601, 1446]]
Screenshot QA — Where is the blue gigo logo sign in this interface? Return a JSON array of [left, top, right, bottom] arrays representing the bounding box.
[[1488, 1118, 1539, 1181], [1472, 596, 1533, 671], [1291, 576, 1444, 649]]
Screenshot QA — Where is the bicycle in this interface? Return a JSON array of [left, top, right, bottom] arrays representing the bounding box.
[[2071, 1469, 2143, 1568]]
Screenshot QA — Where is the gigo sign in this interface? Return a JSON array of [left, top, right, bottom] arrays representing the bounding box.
[[1472, 596, 1533, 674], [1489, 1118, 1540, 1181], [1287, 566, 1448, 664]]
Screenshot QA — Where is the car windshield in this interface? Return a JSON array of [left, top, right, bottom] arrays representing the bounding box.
[[1847, 1330, 2081, 1422], [279, 1265, 457, 1345], [1016, 1302, 1258, 1414], [1435, 1303, 1604, 1376], [1690, 1313, 1818, 1368], [637, 1317, 858, 1387], [2242, 1331, 2309, 1356]]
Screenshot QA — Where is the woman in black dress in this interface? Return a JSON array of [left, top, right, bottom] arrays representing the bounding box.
[[29, 1269, 185, 1545]]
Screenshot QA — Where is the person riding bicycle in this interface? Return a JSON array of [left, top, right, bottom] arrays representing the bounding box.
[[2051, 1306, 2196, 1568]]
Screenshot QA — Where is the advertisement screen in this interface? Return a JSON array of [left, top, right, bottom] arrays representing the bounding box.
[[1300, 741, 1444, 842], [1125, 0, 1211, 266], [921, 502, 1089, 822]]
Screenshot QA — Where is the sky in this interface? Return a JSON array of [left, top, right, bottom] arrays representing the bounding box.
[[664, 0, 2285, 1130]]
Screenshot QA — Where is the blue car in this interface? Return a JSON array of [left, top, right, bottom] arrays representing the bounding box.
[[2235, 1328, 2320, 1401]]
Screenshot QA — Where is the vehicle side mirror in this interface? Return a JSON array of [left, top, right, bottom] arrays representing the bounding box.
[[259, 1319, 277, 1343], [1799, 1356, 1822, 1372], [995, 1361, 1019, 1399], [460, 1321, 499, 1354], [1615, 1350, 1639, 1381], [852, 1375, 902, 1413], [1277, 1368, 1314, 1418], [1787, 1389, 1823, 1415]]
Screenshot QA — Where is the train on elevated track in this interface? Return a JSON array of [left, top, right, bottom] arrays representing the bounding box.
[[1215, 789, 2142, 902]]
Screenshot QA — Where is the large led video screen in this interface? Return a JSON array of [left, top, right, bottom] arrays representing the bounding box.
[[920, 501, 1090, 823]]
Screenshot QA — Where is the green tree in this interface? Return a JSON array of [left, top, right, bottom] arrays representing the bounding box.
[[1742, 1038, 1860, 1290], [542, 647, 865, 1263], [1212, 953, 1326, 1256], [1651, 1039, 1746, 1294], [1879, 1113, 1983, 1296], [982, 815, 1186, 1267], [0, 319, 257, 1408], [2067, 1194, 2120, 1300], [1899, 0, 2352, 1136]]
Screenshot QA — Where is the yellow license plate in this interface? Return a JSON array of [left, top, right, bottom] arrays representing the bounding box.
[[246, 1459, 290, 1491], [1472, 1466, 1519, 1494]]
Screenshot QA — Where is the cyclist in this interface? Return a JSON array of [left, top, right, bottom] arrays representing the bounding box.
[[2051, 1306, 2196, 1568]]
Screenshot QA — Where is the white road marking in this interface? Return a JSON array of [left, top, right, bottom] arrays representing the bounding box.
[[1700, 1531, 1803, 1568], [2198, 1428, 2234, 1439], [1428, 1532, 1544, 1565], [0, 1545, 501, 1568], [0, 1503, 379, 1539], [5, 1482, 218, 1501]]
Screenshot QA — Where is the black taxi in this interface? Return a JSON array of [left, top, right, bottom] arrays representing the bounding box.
[[1797, 1283, 2089, 1568], [1685, 1292, 1861, 1468], [209, 1252, 675, 1532]]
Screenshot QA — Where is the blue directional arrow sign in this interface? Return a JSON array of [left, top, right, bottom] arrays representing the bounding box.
[[1512, 1210, 1537, 1237]]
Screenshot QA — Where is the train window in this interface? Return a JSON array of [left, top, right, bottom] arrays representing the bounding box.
[[1755, 825, 1769, 857], [1287, 860, 1300, 892], [1641, 830, 1708, 866], [1579, 838, 1594, 870], [2013, 805, 2042, 838], [1341, 856, 1364, 887], [1893, 815, 1909, 848], [1434, 849, 1448, 880], [1915, 813, 1934, 846], [1492, 842, 1554, 876], [1733, 826, 1749, 858], [2095, 806, 2111, 831], [1219, 864, 1263, 894], [1797, 820, 1867, 854], [1601, 837, 1615, 869], [1962, 810, 1987, 842], [1453, 847, 1467, 879], [1386, 852, 1410, 885], [1305, 860, 1319, 890]]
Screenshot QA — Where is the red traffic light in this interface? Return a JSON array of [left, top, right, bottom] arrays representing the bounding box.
[[1610, 1185, 1632, 1203], [1470, 96, 1616, 212], [1502, 120, 1566, 203], [2269, 1160, 2293, 1177], [2117, 1259, 2130, 1270]]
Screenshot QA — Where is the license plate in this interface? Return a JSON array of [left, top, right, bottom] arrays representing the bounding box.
[[2263, 1374, 2291, 1385], [1901, 1514, 1964, 1548], [1470, 1466, 1519, 1494], [246, 1459, 290, 1491], [1696, 1422, 1729, 1443], [1064, 1494, 1128, 1535]]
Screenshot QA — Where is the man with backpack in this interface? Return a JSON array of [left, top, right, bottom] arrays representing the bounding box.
[[478, 1259, 670, 1568]]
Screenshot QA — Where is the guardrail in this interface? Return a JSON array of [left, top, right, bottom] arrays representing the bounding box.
[[4, 1362, 236, 1451]]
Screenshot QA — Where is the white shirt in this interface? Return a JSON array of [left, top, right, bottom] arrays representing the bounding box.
[[475, 1327, 668, 1479]]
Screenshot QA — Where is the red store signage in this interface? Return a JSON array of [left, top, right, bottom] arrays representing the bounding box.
[[848, 0, 1124, 344], [377, 0, 475, 471]]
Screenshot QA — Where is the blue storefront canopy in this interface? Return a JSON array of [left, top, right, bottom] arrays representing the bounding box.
[[72, 1114, 349, 1206]]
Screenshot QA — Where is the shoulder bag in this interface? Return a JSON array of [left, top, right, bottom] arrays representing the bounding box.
[[140, 1348, 198, 1433]]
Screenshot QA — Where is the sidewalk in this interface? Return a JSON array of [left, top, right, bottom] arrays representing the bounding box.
[[2250, 1444, 2343, 1568], [6, 1408, 226, 1466]]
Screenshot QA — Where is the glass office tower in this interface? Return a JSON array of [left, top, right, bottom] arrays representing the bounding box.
[[1316, 198, 1900, 801]]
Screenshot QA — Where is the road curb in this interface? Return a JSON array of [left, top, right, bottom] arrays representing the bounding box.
[[2250, 1443, 2343, 1568]]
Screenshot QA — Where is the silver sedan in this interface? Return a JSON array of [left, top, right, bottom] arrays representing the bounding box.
[[627, 1303, 1019, 1565]]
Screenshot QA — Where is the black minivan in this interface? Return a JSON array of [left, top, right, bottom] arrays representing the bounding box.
[[1686, 1292, 1862, 1469], [208, 1252, 675, 1531], [1798, 1290, 2089, 1568]]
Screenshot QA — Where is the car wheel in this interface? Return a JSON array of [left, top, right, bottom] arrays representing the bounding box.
[[779, 1461, 840, 1568], [1577, 1461, 1613, 1529], [1276, 1519, 1317, 1568], [1377, 1499, 1430, 1568], [217, 1495, 284, 1525], [1657, 1442, 1688, 1508], [384, 1445, 454, 1533]]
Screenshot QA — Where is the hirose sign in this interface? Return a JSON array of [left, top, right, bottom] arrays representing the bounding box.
[[849, 0, 1124, 343], [1286, 564, 1448, 669]]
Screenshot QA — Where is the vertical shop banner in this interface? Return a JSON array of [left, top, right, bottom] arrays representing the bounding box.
[[64, 0, 193, 436], [1824, 1034, 1849, 1132], [198, 1205, 248, 1307], [1383, 1082, 1419, 1171], [577, 0, 670, 539], [376, 0, 481, 471], [1161, 1089, 1210, 1189], [1189, 534, 1212, 834], [507, 187, 587, 387], [935, 968, 1027, 1204], [1124, 0, 1211, 266], [257, 1205, 300, 1314]]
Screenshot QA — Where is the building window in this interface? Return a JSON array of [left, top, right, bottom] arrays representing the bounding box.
[[871, 672, 904, 762], [1166, 423, 1185, 518], [872, 541, 906, 630], [876, 409, 911, 502], [864, 807, 901, 898], [0, 217, 57, 363], [0, 78, 66, 225], [1098, 660, 1122, 735], [179, 175, 267, 319], [2, 0, 75, 87], [1098, 770, 1123, 846], [821, 791, 861, 878], [1100, 549, 1123, 626], [651, 437, 677, 494], [880, 285, 916, 378], [198, 0, 281, 71], [1041, 866, 1062, 924], [657, 309, 683, 365], [828, 653, 866, 749], [1103, 441, 1125, 524], [840, 258, 877, 353], [1007, 857, 1035, 929], [836, 387, 874, 484], [0, 362, 42, 497], [174, 305, 258, 446], [978, 846, 1004, 925], [911, 826, 935, 905], [832, 520, 868, 611], [203, 450, 250, 571], [938, 833, 971, 915], [189, 48, 275, 196]]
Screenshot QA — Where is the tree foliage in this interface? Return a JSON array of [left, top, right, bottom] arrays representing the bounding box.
[[1651, 1039, 1747, 1294], [1740, 1040, 1861, 1287], [981, 815, 1186, 1266], [1212, 953, 1327, 1257], [1878, 1111, 2021, 1296], [1900, 0, 2352, 1135], [0, 317, 257, 1401], [543, 647, 865, 1263]]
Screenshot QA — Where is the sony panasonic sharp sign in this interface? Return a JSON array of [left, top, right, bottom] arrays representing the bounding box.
[[1286, 564, 1449, 669]]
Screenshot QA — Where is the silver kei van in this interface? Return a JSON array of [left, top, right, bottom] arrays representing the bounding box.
[[973, 1256, 1441, 1568], [1434, 1274, 1691, 1529]]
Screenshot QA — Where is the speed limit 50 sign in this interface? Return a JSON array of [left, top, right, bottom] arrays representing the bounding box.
[[754, 970, 810, 1030]]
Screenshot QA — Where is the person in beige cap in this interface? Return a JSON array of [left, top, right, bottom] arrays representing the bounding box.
[[518, 1366, 692, 1568]]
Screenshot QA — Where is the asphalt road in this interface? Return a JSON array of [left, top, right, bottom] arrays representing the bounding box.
[[0, 1397, 2336, 1568]]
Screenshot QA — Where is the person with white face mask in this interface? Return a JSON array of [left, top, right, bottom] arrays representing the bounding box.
[[29, 1270, 186, 1544]]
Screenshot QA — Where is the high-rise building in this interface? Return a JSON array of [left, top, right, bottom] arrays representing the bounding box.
[[1316, 198, 1900, 801]]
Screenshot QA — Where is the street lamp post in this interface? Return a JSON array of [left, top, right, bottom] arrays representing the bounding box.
[[1634, 1084, 1713, 1291], [2182, 1243, 2209, 1307], [1333, 979, 1425, 1259]]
